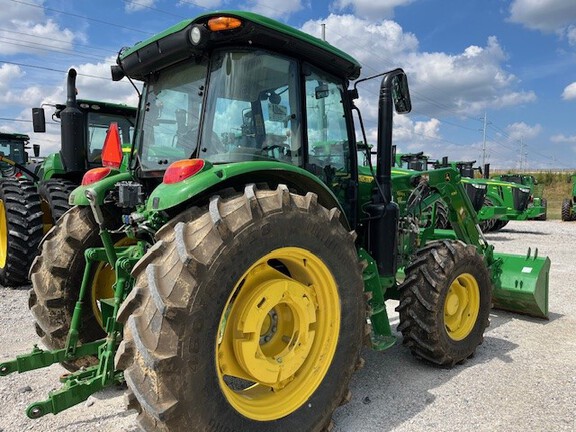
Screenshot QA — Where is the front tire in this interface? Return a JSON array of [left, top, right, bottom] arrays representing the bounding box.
[[116, 184, 365, 432], [0, 178, 43, 286], [396, 240, 491, 366]]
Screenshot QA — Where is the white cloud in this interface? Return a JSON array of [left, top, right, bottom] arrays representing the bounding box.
[[303, 15, 533, 118], [508, 0, 576, 39], [240, 0, 304, 19], [301, 14, 418, 63], [562, 82, 576, 100], [125, 0, 156, 13], [331, 0, 415, 19], [505, 122, 542, 141], [0, 0, 81, 56], [551, 134, 576, 143]]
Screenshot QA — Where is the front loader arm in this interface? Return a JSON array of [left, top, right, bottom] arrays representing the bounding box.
[[403, 168, 549, 319]]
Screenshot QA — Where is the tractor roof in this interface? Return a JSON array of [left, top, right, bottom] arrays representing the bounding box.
[[117, 10, 361, 81], [54, 99, 137, 117], [0, 132, 30, 142]]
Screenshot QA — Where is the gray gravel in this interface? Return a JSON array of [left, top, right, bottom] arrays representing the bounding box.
[[1, 220, 575, 431]]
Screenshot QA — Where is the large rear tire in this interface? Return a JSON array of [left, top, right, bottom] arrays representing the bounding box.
[[116, 184, 365, 432], [29, 205, 119, 370], [0, 178, 43, 287], [561, 198, 572, 222], [396, 240, 491, 366], [534, 198, 547, 221], [38, 179, 77, 232]]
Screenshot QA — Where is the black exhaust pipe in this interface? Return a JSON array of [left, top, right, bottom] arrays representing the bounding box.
[[367, 69, 410, 278], [59, 68, 87, 173]]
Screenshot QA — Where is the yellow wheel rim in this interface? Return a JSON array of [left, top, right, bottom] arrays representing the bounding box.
[[216, 247, 341, 421], [444, 273, 480, 341], [0, 199, 7, 268], [90, 237, 134, 328]]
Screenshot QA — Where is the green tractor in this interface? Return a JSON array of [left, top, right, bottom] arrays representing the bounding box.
[[561, 174, 576, 221], [434, 159, 538, 232], [1, 11, 550, 431], [31, 68, 136, 230], [0, 133, 43, 286], [0, 70, 136, 287], [493, 173, 547, 221]]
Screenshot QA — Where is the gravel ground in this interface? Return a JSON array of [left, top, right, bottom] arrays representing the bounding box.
[[1, 220, 575, 432]]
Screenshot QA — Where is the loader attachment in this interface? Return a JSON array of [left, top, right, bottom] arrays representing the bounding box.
[[491, 248, 550, 319]]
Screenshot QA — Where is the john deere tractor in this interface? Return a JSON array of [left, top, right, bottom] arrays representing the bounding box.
[[0, 70, 136, 287], [0, 133, 43, 286], [1, 11, 550, 431], [31, 68, 136, 230], [493, 173, 547, 221]]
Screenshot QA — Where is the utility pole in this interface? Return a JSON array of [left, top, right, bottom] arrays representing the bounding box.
[[518, 138, 525, 171], [321, 23, 326, 41], [481, 112, 488, 167]]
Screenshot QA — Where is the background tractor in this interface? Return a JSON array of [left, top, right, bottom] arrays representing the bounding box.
[[32, 68, 136, 230], [1, 11, 550, 432], [0, 70, 137, 287], [493, 173, 547, 221], [0, 133, 43, 286]]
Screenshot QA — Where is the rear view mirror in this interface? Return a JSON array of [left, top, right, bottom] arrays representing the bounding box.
[[315, 83, 329, 99], [392, 74, 411, 114], [32, 108, 46, 133]]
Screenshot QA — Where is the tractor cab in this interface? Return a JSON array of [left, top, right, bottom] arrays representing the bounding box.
[[0, 133, 32, 177]]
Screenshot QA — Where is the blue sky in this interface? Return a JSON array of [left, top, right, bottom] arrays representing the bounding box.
[[1, 0, 575, 169]]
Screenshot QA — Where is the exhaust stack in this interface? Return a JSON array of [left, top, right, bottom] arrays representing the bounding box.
[[59, 68, 87, 173]]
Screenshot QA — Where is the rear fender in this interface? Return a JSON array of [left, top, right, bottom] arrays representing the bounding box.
[[146, 161, 349, 229]]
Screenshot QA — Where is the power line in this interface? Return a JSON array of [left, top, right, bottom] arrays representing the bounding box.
[[9, 0, 154, 35], [0, 36, 105, 62], [0, 60, 132, 83]]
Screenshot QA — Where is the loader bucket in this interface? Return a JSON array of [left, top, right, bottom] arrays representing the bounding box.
[[492, 248, 550, 319]]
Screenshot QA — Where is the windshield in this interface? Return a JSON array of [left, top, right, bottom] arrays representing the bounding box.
[[137, 49, 301, 171], [0, 139, 26, 164], [87, 112, 135, 165]]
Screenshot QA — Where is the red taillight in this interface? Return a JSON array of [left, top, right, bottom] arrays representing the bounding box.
[[163, 159, 205, 184], [102, 122, 123, 168], [15, 172, 22, 178], [82, 167, 111, 185]]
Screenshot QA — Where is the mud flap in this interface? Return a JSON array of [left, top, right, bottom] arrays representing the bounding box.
[[492, 248, 550, 318]]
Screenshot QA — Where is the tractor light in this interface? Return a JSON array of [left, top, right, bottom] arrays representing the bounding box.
[[101, 122, 123, 168], [82, 167, 111, 185], [189, 25, 204, 45], [469, 183, 486, 190], [207, 17, 242, 31], [519, 187, 530, 193], [163, 159, 206, 184]]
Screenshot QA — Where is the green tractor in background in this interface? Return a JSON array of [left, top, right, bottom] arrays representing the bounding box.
[[493, 173, 547, 221], [1, 11, 550, 431], [561, 174, 576, 221], [0, 69, 136, 287], [0, 133, 43, 286], [394, 153, 498, 230], [435, 159, 543, 232], [31, 68, 136, 231]]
